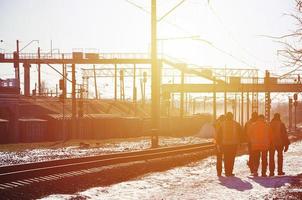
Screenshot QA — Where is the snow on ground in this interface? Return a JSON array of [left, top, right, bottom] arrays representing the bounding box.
[[0, 136, 209, 166], [42, 141, 302, 200]]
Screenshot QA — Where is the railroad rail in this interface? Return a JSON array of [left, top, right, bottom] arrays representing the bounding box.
[[0, 142, 214, 190]]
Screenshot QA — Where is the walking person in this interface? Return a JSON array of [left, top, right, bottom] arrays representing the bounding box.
[[214, 115, 225, 176], [248, 115, 270, 177], [269, 113, 290, 176], [217, 112, 242, 177], [244, 112, 258, 173]]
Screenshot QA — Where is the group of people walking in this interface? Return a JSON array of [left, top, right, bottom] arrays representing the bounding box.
[[214, 112, 290, 177]]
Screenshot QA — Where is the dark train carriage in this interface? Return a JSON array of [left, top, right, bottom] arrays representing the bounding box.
[[0, 119, 9, 144], [18, 118, 47, 143]]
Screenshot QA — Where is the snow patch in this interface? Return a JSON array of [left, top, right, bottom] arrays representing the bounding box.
[[42, 141, 302, 199]]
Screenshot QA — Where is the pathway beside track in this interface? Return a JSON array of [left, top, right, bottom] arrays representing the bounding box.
[[43, 140, 302, 200]]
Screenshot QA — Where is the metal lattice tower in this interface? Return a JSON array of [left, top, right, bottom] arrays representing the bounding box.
[[265, 91, 271, 122], [252, 76, 258, 113], [264, 70, 271, 122]]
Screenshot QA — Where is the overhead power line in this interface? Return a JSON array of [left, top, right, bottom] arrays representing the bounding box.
[[124, 0, 253, 67], [158, 0, 187, 22], [192, 38, 252, 67], [204, 1, 271, 65], [124, 0, 150, 14]]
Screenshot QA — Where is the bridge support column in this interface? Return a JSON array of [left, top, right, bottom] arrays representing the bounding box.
[[180, 70, 184, 118], [93, 65, 98, 99], [120, 69, 125, 100], [133, 64, 137, 102], [246, 92, 250, 121], [23, 63, 31, 96], [213, 93, 216, 120], [241, 91, 244, 126], [224, 91, 227, 114], [114, 64, 117, 100], [213, 78, 216, 120], [6, 104, 19, 143]]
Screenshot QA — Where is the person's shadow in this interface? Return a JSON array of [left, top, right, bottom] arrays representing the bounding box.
[[249, 175, 294, 188], [218, 176, 253, 191]]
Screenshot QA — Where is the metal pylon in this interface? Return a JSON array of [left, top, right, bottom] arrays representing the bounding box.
[[252, 76, 258, 113], [265, 92, 271, 122]]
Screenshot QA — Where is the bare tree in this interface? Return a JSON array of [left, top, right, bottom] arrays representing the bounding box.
[[277, 0, 302, 70]]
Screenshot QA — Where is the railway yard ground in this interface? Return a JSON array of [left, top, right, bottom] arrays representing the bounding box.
[[0, 133, 301, 199]]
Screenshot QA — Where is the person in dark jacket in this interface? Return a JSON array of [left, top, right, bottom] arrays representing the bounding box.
[[269, 113, 290, 176], [217, 112, 242, 177], [214, 115, 225, 176], [244, 112, 258, 173]]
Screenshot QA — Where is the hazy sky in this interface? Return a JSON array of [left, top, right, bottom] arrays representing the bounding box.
[[0, 0, 298, 94]]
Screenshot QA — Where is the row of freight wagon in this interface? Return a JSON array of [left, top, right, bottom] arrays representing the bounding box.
[[0, 115, 210, 144]]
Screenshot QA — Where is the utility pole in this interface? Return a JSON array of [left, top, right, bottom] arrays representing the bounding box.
[[56, 84, 58, 97], [289, 97, 293, 132], [14, 40, 20, 92], [142, 71, 147, 105], [114, 64, 117, 100], [133, 64, 137, 115], [241, 91, 244, 126], [50, 40, 53, 57], [93, 65, 98, 99], [213, 77, 217, 120], [203, 96, 206, 112], [71, 64, 77, 139], [38, 47, 41, 95], [224, 91, 227, 114], [293, 93, 298, 132], [17, 40, 20, 83], [151, 0, 160, 147], [62, 54, 66, 140], [224, 66, 227, 114], [133, 64, 137, 102], [193, 99, 196, 115], [232, 98, 236, 119]]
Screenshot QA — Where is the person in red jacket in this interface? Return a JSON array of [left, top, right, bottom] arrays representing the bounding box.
[[248, 114, 270, 177], [269, 113, 290, 176], [217, 112, 242, 177]]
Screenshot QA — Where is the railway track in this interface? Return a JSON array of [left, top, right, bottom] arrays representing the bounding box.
[[0, 142, 215, 190]]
